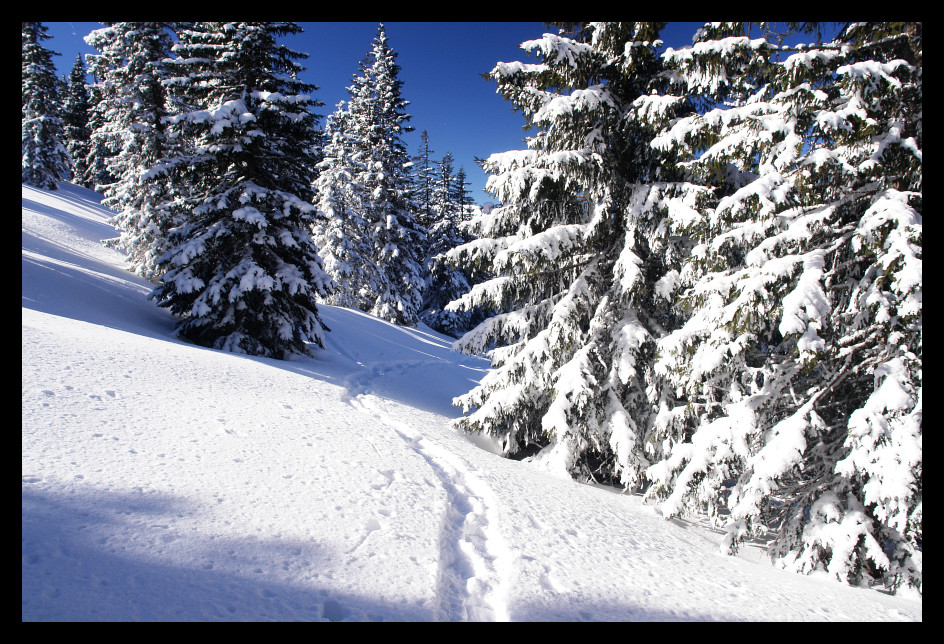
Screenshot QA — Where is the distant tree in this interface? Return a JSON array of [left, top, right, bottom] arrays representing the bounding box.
[[152, 22, 332, 358], [61, 54, 92, 188], [452, 166, 473, 220], [411, 130, 436, 230], [421, 152, 478, 335], [22, 22, 70, 190], [432, 152, 456, 223]]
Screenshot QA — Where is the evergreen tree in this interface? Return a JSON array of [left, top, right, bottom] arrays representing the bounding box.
[[85, 22, 183, 281], [450, 20, 920, 595], [411, 130, 436, 229], [61, 54, 92, 189], [311, 102, 375, 311], [452, 166, 473, 221], [644, 21, 921, 593], [83, 72, 118, 192], [448, 23, 703, 484], [425, 153, 470, 290], [151, 22, 332, 358], [22, 21, 70, 190], [333, 23, 426, 326], [421, 152, 478, 335], [432, 152, 456, 223]]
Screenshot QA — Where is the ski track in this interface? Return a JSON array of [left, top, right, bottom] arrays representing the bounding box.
[[342, 362, 511, 622]]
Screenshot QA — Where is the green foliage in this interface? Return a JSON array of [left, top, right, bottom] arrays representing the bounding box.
[[151, 22, 332, 359]]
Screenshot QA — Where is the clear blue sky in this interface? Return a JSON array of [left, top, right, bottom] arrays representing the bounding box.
[[43, 22, 705, 204]]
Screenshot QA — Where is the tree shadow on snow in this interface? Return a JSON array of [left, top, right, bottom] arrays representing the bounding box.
[[509, 597, 731, 622], [22, 484, 433, 622]]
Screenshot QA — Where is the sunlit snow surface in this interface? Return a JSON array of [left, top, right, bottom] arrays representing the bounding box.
[[22, 183, 921, 621]]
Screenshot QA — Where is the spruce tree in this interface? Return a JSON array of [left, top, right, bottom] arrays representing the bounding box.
[[61, 54, 92, 189], [449, 23, 704, 484], [450, 20, 921, 594], [83, 74, 118, 192], [343, 23, 426, 326], [432, 152, 456, 224], [312, 102, 375, 311], [152, 22, 332, 358], [411, 130, 437, 230], [644, 21, 921, 593], [85, 22, 183, 280], [452, 166, 473, 221], [22, 22, 70, 190], [421, 152, 478, 335]]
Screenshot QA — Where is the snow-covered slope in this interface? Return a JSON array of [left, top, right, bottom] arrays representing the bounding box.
[[22, 183, 922, 621]]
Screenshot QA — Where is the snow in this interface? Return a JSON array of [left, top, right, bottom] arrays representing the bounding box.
[[22, 182, 922, 621]]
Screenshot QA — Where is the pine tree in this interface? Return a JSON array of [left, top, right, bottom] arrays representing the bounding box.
[[644, 21, 921, 593], [449, 20, 921, 594], [425, 154, 469, 287], [432, 152, 456, 223], [85, 22, 183, 281], [325, 23, 426, 326], [22, 22, 70, 190], [448, 23, 705, 485], [61, 54, 93, 189], [151, 22, 332, 358]]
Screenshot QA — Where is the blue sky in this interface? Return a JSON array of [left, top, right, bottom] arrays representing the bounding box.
[[43, 22, 705, 203]]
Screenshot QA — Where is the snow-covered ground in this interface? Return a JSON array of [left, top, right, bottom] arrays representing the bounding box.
[[22, 182, 921, 621]]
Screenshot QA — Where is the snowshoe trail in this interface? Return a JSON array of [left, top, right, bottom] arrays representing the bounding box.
[[325, 306, 511, 620], [344, 380, 510, 621]]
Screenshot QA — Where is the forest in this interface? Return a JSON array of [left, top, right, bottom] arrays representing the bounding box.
[[22, 21, 921, 595]]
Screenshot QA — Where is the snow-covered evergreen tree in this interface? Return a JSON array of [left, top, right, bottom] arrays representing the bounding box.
[[421, 153, 479, 336], [342, 24, 426, 326], [85, 22, 184, 281], [22, 22, 70, 190], [644, 21, 921, 593], [411, 130, 436, 230], [311, 103, 375, 311], [151, 22, 332, 358], [61, 54, 92, 189], [449, 20, 920, 595], [452, 166, 473, 221], [431, 152, 456, 223], [408, 141, 482, 337], [82, 75, 117, 192], [448, 23, 706, 485]]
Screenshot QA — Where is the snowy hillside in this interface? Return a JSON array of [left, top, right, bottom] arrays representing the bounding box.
[[22, 183, 921, 621]]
